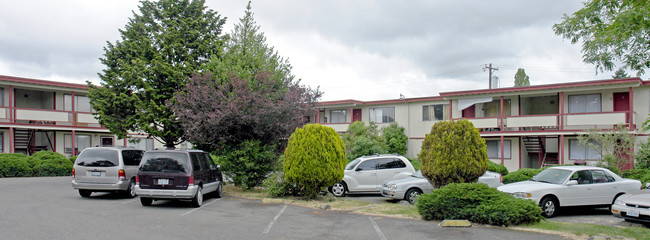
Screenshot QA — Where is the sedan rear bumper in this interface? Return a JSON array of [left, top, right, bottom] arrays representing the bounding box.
[[135, 185, 198, 199]]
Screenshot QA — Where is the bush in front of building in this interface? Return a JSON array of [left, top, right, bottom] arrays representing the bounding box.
[[502, 168, 542, 184], [0, 153, 33, 177], [419, 120, 489, 188], [29, 151, 73, 177], [215, 140, 277, 189], [488, 161, 509, 176], [283, 124, 346, 199], [635, 140, 650, 169], [382, 123, 408, 156], [416, 183, 543, 226]]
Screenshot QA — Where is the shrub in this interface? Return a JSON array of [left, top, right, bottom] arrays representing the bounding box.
[[416, 183, 542, 226], [382, 123, 407, 156], [488, 161, 508, 176], [0, 154, 32, 177], [409, 158, 421, 171], [284, 124, 347, 199], [342, 121, 385, 161], [419, 120, 488, 188], [216, 140, 278, 189], [502, 168, 541, 184], [30, 151, 73, 176], [636, 141, 650, 169], [622, 169, 650, 187], [262, 172, 292, 197]]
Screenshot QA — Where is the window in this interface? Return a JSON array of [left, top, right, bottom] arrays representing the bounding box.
[[486, 140, 511, 159], [591, 170, 614, 183], [127, 138, 154, 151], [190, 153, 202, 170], [0, 88, 4, 106], [64, 94, 93, 112], [369, 107, 394, 123], [568, 94, 601, 113], [75, 149, 119, 167], [422, 104, 449, 121], [0, 132, 3, 153], [330, 110, 347, 123], [377, 158, 407, 169], [64, 134, 91, 154], [139, 152, 189, 173], [356, 160, 377, 171], [569, 139, 601, 160], [122, 150, 144, 166], [570, 170, 593, 184]]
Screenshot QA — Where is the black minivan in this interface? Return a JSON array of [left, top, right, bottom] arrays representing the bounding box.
[[135, 150, 223, 207]]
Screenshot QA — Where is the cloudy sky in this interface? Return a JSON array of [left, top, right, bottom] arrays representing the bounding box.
[[0, 0, 646, 101]]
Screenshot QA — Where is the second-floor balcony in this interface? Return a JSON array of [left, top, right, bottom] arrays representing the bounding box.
[[461, 111, 634, 133]]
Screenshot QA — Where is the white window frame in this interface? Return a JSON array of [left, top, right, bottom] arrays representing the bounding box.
[[486, 140, 511, 159], [568, 94, 601, 113], [422, 104, 449, 121], [330, 109, 347, 123], [64, 94, 93, 113], [64, 134, 91, 154], [369, 107, 395, 123], [569, 139, 602, 160]]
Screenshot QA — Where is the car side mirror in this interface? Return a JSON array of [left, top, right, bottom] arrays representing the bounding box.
[[355, 168, 362, 172], [567, 180, 578, 186]]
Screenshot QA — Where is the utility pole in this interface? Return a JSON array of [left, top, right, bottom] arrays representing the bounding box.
[[483, 63, 498, 89]]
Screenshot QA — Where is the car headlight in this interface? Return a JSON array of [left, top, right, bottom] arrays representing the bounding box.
[[615, 200, 626, 206], [387, 184, 397, 190], [511, 192, 531, 199]]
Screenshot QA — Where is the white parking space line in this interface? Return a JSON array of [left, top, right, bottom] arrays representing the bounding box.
[[121, 198, 140, 204], [180, 199, 221, 216], [262, 204, 287, 234], [369, 217, 387, 240]]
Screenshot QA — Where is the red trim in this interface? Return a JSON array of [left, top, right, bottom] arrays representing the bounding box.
[[448, 99, 453, 120], [9, 86, 13, 123], [500, 135, 504, 165], [629, 87, 634, 131], [0, 122, 108, 131], [518, 136, 521, 169], [318, 96, 444, 106], [9, 127, 13, 153], [559, 92, 564, 130], [560, 135, 565, 164], [0, 75, 87, 90], [500, 96, 504, 130], [440, 78, 642, 97], [124, 138, 127, 146], [71, 130, 76, 156]]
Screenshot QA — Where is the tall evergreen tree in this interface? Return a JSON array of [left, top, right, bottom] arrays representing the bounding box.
[[514, 68, 530, 87], [612, 68, 630, 79], [88, 0, 226, 148]]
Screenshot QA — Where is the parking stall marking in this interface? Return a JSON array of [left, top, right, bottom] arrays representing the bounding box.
[[369, 217, 387, 240], [262, 204, 287, 234], [180, 199, 221, 216]]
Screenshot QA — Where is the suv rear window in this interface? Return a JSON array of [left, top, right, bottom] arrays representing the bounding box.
[[139, 152, 190, 173], [75, 149, 119, 167]]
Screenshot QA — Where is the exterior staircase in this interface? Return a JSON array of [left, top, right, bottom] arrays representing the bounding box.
[[523, 136, 559, 168], [14, 129, 50, 155]]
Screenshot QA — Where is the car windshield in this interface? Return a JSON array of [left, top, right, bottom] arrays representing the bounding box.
[[139, 152, 190, 173], [531, 168, 572, 184], [75, 149, 119, 167], [345, 159, 361, 170]]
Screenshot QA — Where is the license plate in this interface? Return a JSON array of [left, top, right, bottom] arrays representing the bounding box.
[[627, 210, 640, 217], [91, 171, 101, 176], [157, 179, 169, 185]]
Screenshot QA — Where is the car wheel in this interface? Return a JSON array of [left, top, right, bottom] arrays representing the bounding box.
[[405, 189, 423, 205], [79, 190, 92, 198], [540, 197, 559, 218], [214, 182, 223, 198], [191, 187, 203, 207], [124, 179, 137, 198], [331, 182, 347, 197], [140, 197, 152, 206]]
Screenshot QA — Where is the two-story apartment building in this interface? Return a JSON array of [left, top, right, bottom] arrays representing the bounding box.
[[0, 75, 162, 156], [314, 78, 650, 171]]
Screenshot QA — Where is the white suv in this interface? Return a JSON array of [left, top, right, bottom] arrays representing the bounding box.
[[331, 154, 416, 197]]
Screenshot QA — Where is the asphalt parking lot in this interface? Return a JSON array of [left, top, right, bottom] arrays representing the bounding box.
[[0, 177, 570, 240]]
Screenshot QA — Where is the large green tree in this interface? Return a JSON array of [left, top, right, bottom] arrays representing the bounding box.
[[553, 0, 650, 76], [88, 0, 226, 148], [514, 68, 530, 87]]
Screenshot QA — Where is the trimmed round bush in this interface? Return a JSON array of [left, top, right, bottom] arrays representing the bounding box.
[[419, 120, 488, 188], [283, 124, 346, 199], [0, 153, 32, 177], [416, 183, 543, 226], [502, 168, 542, 184], [488, 161, 508, 176]]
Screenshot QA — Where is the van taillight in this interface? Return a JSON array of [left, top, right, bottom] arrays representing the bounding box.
[[72, 168, 75, 178], [189, 176, 194, 185], [136, 175, 140, 184], [499, 175, 503, 183], [118, 169, 126, 180]]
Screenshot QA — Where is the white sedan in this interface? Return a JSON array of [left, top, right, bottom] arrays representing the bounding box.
[[497, 166, 641, 217], [381, 170, 503, 204]]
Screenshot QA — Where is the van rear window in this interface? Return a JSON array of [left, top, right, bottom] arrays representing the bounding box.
[[139, 152, 189, 173], [75, 150, 119, 167]]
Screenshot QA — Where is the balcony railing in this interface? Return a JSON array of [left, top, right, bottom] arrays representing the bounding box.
[[0, 107, 103, 129], [456, 111, 633, 132]]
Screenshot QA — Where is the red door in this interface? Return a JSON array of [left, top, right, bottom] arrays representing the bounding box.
[[613, 92, 630, 123], [462, 105, 475, 118], [352, 109, 362, 122]]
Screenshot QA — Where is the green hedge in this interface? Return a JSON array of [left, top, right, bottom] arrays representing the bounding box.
[[488, 161, 508, 176], [502, 168, 542, 184], [622, 169, 650, 187], [416, 183, 543, 226], [0, 151, 73, 177]]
